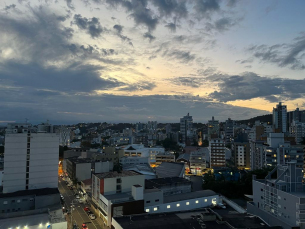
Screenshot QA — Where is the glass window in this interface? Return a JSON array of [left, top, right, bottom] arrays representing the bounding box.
[[167, 205, 171, 209], [145, 209, 149, 212], [186, 202, 189, 205], [195, 200, 199, 204], [176, 203, 180, 207], [153, 207, 158, 211]]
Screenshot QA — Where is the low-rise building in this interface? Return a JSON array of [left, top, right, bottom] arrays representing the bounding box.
[[189, 150, 206, 175], [155, 162, 185, 178], [91, 171, 145, 227], [155, 152, 175, 166]]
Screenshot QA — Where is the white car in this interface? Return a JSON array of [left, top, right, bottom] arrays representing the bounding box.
[[75, 194, 80, 199], [89, 214, 96, 220]]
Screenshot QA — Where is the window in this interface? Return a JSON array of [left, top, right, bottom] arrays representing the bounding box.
[[204, 199, 207, 202], [195, 200, 199, 204], [153, 207, 158, 211], [11, 200, 15, 203], [29, 198, 34, 202], [176, 203, 180, 207], [186, 202, 189, 205], [146, 201, 150, 203], [167, 205, 171, 209], [17, 200, 21, 203], [145, 209, 149, 212], [155, 199, 159, 202], [3, 201, 8, 205]]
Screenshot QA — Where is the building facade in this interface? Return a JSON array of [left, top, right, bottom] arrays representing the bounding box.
[[209, 138, 225, 168], [273, 102, 287, 133], [180, 113, 193, 144], [3, 123, 59, 193]]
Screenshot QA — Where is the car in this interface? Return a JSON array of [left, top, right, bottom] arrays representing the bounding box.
[[217, 203, 226, 209], [82, 223, 88, 229], [89, 214, 96, 220], [69, 186, 73, 190], [86, 210, 93, 215], [75, 194, 80, 199], [65, 181, 69, 185], [84, 207, 90, 212], [73, 224, 79, 229], [60, 194, 64, 199]]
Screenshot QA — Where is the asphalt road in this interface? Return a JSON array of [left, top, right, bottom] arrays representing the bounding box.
[[58, 177, 105, 229]]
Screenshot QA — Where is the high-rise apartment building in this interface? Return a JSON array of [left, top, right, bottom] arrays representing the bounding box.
[[180, 113, 193, 144], [209, 138, 225, 167], [233, 134, 250, 169], [224, 118, 234, 144], [3, 123, 59, 193], [208, 116, 219, 140], [272, 102, 287, 133]]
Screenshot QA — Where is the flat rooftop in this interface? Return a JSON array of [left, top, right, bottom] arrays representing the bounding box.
[[0, 213, 49, 228], [164, 190, 217, 203], [145, 177, 191, 189], [94, 170, 142, 179], [113, 210, 230, 229], [0, 188, 59, 198]]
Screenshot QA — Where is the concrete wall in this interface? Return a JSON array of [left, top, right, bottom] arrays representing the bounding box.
[[112, 218, 123, 229], [104, 175, 145, 195], [0, 195, 35, 213], [247, 202, 293, 229], [75, 163, 91, 181], [3, 133, 59, 193], [144, 190, 163, 207], [95, 161, 113, 173], [145, 195, 219, 214]]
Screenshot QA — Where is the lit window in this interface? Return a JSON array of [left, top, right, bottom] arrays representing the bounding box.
[[153, 207, 158, 211], [195, 200, 199, 204], [145, 209, 150, 212], [204, 199, 207, 202], [167, 205, 171, 209], [186, 202, 189, 205], [177, 203, 180, 207]]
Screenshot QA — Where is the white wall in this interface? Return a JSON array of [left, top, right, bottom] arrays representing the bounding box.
[[144, 195, 219, 214], [104, 175, 145, 195], [76, 163, 92, 181]]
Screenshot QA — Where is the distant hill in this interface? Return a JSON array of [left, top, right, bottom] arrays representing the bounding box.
[[236, 114, 272, 126]]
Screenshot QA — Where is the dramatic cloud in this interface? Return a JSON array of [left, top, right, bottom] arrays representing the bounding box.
[[208, 72, 305, 102], [119, 81, 156, 91], [150, 0, 187, 18], [248, 34, 305, 70], [170, 77, 202, 88], [113, 24, 133, 46], [165, 22, 177, 32], [113, 24, 123, 33], [163, 50, 196, 63], [143, 32, 156, 42], [73, 14, 104, 38], [3, 4, 16, 11], [193, 0, 220, 19]]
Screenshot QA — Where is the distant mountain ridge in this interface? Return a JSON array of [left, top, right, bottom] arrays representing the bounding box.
[[235, 114, 272, 125]]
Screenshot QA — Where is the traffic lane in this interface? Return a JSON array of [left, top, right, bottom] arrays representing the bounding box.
[[58, 177, 102, 229]]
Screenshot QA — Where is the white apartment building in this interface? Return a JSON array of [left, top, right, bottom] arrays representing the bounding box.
[[189, 150, 206, 175], [3, 123, 59, 193]]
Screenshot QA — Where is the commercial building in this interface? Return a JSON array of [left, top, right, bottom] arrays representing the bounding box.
[[91, 171, 145, 227], [155, 152, 175, 166], [248, 161, 305, 229], [180, 113, 193, 144], [57, 126, 71, 146], [209, 138, 225, 168], [189, 150, 206, 175], [3, 123, 59, 193], [122, 144, 165, 166], [144, 190, 219, 214], [290, 120, 305, 144], [93, 146, 125, 164], [272, 102, 287, 133], [65, 157, 113, 182], [145, 177, 191, 196]]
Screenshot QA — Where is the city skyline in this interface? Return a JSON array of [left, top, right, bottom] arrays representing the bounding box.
[[0, 0, 305, 123]]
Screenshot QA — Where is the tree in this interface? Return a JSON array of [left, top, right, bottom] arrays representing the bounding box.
[[113, 163, 123, 173]]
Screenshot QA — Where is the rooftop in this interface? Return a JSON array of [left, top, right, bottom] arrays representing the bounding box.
[[0, 213, 50, 228], [0, 188, 59, 198], [145, 177, 191, 189], [123, 164, 156, 176], [113, 210, 230, 229], [177, 153, 190, 161], [155, 162, 185, 178], [163, 190, 217, 203], [94, 170, 142, 179]]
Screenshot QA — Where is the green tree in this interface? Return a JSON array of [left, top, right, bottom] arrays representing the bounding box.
[[113, 163, 123, 173]]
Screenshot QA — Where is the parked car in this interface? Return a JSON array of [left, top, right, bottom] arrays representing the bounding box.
[[82, 223, 88, 229], [84, 207, 90, 212], [69, 186, 73, 190], [75, 194, 80, 199], [89, 214, 96, 220], [217, 203, 226, 209], [86, 210, 93, 215]]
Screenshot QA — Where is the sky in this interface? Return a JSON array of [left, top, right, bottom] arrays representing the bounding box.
[[0, 0, 305, 124]]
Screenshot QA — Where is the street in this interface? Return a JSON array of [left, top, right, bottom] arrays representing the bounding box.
[[58, 176, 105, 229]]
